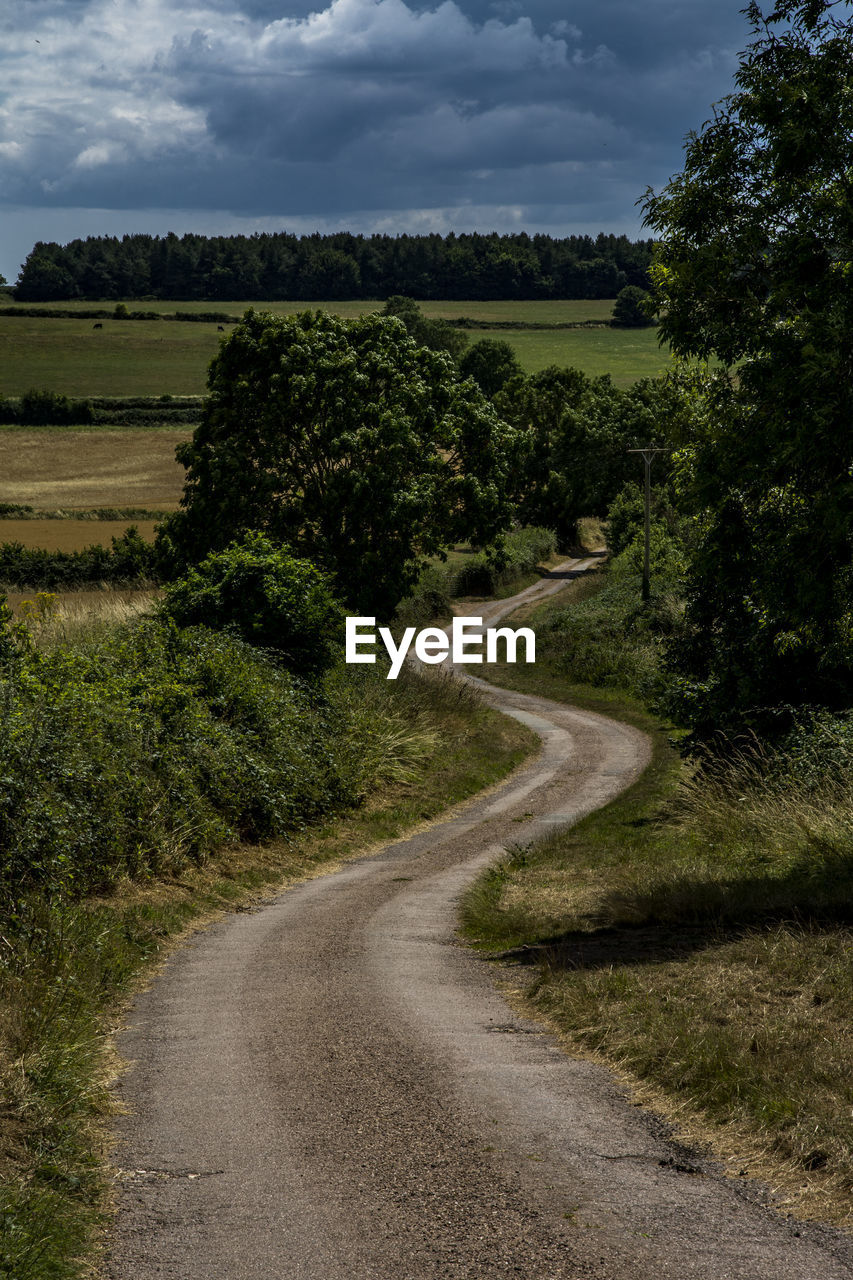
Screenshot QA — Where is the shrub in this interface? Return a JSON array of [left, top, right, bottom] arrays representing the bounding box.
[[159, 533, 344, 675], [3, 389, 95, 426], [611, 285, 655, 328], [537, 569, 682, 707], [396, 526, 557, 619], [459, 339, 522, 397], [0, 618, 355, 899]]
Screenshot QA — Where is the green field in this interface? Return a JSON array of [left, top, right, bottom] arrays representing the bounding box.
[[466, 325, 672, 382], [0, 299, 669, 396], [1, 297, 615, 323], [0, 316, 220, 396]]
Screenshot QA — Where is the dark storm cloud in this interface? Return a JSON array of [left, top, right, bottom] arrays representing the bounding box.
[[0, 0, 753, 279]]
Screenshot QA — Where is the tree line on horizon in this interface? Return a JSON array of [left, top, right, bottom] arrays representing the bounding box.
[[10, 229, 654, 302]]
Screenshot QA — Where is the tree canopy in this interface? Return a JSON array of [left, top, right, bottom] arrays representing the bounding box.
[[159, 534, 344, 675], [643, 0, 853, 734], [157, 309, 518, 618], [12, 231, 655, 302], [495, 367, 681, 547], [459, 339, 523, 397], [610, 286, 654, 328], [379, 296, 468, 361]]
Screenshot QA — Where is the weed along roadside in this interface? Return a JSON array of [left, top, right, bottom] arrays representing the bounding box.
[[464, 568, 853, 1236], [4, 547, 853, 1280]]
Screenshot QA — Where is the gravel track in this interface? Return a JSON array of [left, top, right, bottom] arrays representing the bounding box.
[[104, 563, 853, 1279]]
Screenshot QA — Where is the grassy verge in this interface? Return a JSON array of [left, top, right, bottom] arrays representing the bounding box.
[[462, 573, 853, 1231], [0, 615, 536, 1280]]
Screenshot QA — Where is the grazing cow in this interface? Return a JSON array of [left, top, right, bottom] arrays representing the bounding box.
[[93, 322, 103, 329], [217, 324, 225, 331]]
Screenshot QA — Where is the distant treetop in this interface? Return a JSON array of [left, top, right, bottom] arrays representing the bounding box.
[[12, 230, 655, 303]]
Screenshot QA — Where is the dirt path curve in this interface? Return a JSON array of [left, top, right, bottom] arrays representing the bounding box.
[[104, 561, 853, 1280]]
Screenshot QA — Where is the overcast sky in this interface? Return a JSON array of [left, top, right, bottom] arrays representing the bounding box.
[[0, 0, 753, 283]]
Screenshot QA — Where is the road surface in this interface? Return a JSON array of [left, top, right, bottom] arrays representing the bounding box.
[[104, 560, 853, 1279]]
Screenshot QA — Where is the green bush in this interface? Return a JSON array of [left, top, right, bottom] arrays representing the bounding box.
[[394, 565, 453, 629], [397, 526, 557, 620], [538, 570, 682, 707], [0, 389, 94, 426], [0, 595, 476, 906], [609, 522, 687, 581], [610, 285, 655, 328], [451, 526, 557, 597], [89, 395, 204, 427], [159, 534, 343, 675], [458, 339, 522, 397], [0, 616, 356, 900]]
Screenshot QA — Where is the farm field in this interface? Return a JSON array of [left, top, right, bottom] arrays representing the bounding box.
[[0, 518, 160, 550], [0, 429, 188, 511], [0, 299, 665, 396], [0, 316, 220, 396], [1, 297, 615, 324], [466, 325, 672, 382]]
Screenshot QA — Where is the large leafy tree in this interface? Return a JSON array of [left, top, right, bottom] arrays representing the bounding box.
[[643, 0, 853, 735], [157, 310, 518, 618], [496, 367, 682, 547]]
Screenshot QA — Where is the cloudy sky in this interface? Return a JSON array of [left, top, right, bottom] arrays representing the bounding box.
[[0, 0, 753, 283]]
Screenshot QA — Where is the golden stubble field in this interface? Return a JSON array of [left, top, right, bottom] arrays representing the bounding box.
[[0, 429, 189, 514]]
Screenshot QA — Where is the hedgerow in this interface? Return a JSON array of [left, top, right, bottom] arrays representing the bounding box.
[[0, 613, 363, 903], [0, 393, 204, 428], [0, 529, 157, 589]]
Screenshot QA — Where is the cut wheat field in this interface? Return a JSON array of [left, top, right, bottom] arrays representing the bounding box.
[[0, 430, 187, 512]]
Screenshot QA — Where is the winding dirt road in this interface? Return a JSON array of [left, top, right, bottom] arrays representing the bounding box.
[[105, 562, 853, 1279]]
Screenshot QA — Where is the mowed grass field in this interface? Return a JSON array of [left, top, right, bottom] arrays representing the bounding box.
[[0, 299, 672, 396], [468, 325, 671, 380], [0, 316, 221, 397]]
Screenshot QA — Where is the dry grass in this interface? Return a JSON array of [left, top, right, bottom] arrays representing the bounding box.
[[0, 430, 187, 511], [575, 516, 607, 551], [8, 587, 158, 630]]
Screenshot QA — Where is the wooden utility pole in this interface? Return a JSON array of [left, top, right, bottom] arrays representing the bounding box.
[[627, 447, 667, 602]]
